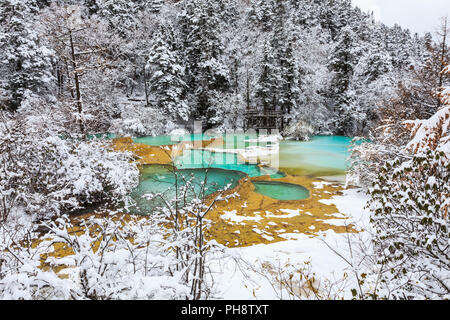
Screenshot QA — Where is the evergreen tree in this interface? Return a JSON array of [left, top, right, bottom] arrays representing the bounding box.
[[248, 0, 276, 32], [279, 40, 300, 121], [0, 0, 54, 110], [255, 41, 278, 112], [328, 25, 357, 134], [355, 40, 392, 84], [272, 1, 300, 128], [147, 26, 189, 122], [178, 0, 230, 128]]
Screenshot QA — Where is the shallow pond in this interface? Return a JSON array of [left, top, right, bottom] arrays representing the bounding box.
[[278, 136, 352, 177], [174, 149, 283, 178], [252, 181, 310, 200], [133, 134, 352, 177], [125, 134, 352, 212], [129, 165, 246, 214]]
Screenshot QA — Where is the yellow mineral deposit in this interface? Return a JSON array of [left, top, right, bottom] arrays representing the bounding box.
[[204, 174, 357, 247]]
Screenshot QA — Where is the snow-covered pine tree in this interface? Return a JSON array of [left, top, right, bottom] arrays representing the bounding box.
[[248, 0, 276, 33], [178, 0, 230, 128], [355, 40, 392, 84], [253, 0, 300, 125], [255, 40, 278, 113], [279, 39, 301, 128], [318, 0, 353, 41], [0, 0, 54, 111], [293, 27, 331, 135], [271, 0, 301, 130], [327, 25, 357, 135], [147, 25, 189, 122]]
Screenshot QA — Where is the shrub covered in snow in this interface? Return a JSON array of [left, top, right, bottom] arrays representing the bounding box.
[[0, 112, 139, 221], [356, 65, 450, 298], [0, 213, 192, 300], [0, 173, 236, 300], [346, 137, 410, 188], [404, 106, 450, 155], [367, 149, 449, 299], [142, 169, 239, 300]]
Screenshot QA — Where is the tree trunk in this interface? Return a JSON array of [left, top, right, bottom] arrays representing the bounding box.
[[69, 30, 84, 135], [437, 17, 448, 110], [144, 64, 149, 106]]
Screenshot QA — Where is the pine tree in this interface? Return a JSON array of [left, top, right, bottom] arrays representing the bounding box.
[[272, 1, 300, 128], [248, 0, 276, 32], [280, 40, 300, 119], [255, 41, 278, 113], [147, 26, 189, 122], [356, 40, 392, 84], [328, 25, 357, 134], [0, 0, 54, 111], [319, 0, 354, 40], [178, 0, 230, 128]]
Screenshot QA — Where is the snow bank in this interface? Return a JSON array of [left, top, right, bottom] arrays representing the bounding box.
[[211, 188, 371, 300]]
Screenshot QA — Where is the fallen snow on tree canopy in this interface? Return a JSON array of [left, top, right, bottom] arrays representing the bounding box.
[[441, 66, 450, 105], [404, 106, 450, 155]]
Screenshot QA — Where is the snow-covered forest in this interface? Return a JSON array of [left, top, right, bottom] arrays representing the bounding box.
[[0, 0, 448, 300]]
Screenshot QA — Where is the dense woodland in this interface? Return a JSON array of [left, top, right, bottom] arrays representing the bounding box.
[[0, 0, 449, 300], [1, 0, 447, 136]]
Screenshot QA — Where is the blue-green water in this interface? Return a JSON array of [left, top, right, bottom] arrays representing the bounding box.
[[130, 165, 246, 214], [279, 136, 352, 176], [128, 135, 352, 212], [174, 149, 282, 178], [252, 181, 310, 200], [133, 134, 352, 175], [214, 132, 274, 150], [169, 135, 352, 177], [134, 132, 277, 149]]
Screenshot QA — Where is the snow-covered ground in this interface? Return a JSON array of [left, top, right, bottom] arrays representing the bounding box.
[[211, 188, 371, 300]]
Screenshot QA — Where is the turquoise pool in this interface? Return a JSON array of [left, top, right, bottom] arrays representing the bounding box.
[[125, 134, 352, 212], [129, 165, 246, 214], [252, 181, 310, 200]]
